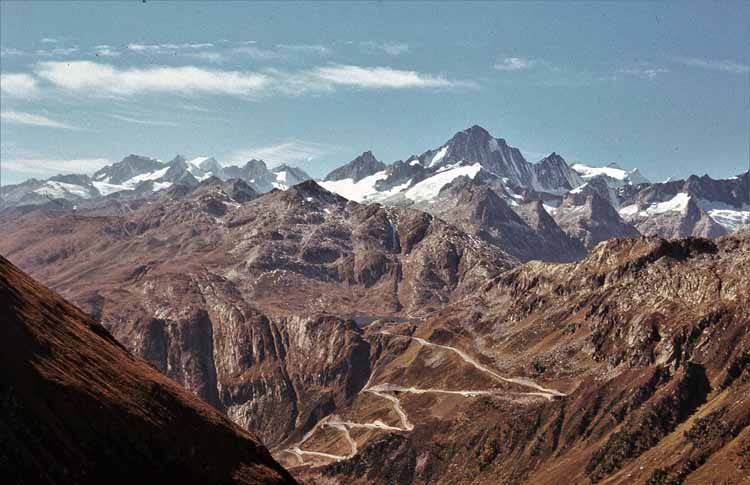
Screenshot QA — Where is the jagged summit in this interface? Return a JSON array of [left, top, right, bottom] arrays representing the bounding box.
[[324, 150, 386, 183]]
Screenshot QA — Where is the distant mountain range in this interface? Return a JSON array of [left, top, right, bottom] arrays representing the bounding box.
[[2, 124, 748, 248], [0, 154, 312, 207]]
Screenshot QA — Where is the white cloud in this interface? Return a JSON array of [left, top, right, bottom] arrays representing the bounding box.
[[41, 38, 59, 44], [0, 47, 25, 56], [35, 47, 80, 57], [179, 103, 213, 112], [232, 45, 281, 60], [30, 61, 470, 97], [2, 158, 112, 177], [108, 114, 180, 126], [1, 111, 78, 130], [35, 61, 271, 97], [620, 67, 670, 80], [312, 64, 471, 89], [231, 43, 330, 62], [228, 140, 332, 167], [679, 57, 749, 74], [360, 41, 410, 56], [94, 45, 121, 57], [0, 73, 40, 98], [127, 42, 214, 53], [494, 57, 536, 71], [186, 51, 227, 63], [276, 44, 331, 55]]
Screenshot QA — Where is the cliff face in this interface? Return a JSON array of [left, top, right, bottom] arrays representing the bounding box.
[[109, 272, 372, 447], [0, 255, 295, 485]]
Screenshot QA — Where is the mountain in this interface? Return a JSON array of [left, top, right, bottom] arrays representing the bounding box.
[[0, 179, 516, 451], [289, 233, 750, 483], [92, 154, 164, 185], [1, 154, 311, 208], [551, 181, 641, 249], [571, 161, 650, 189], [319, 126, 585, 206], [619, 171, 750, 237], [0, 175, 100, 207], [0, 178, 516, 320], [406, 126, 583, 193], [3, 124, 746, 247], [401, 171, 587, 262], [0, 254, 294, 484], [324, 151, 387, 183], [271, 164, 312, 189]]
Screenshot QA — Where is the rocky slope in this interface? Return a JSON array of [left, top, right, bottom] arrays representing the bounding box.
[[0, 255, 294, 484], [552, 182, 641, 249], [280, 233, 750, 484], [0, 178, 515, 320], [0, 178, 515, 448], [405, 171, 587, 262]]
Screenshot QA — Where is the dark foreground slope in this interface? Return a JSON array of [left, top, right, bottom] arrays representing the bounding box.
[[0, 255, 295, 485]]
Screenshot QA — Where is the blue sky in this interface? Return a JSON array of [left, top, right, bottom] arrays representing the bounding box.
[[1, 1, 748, 185]]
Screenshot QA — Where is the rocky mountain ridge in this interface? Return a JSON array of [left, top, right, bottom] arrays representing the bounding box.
[[3, 124, 747, 251]]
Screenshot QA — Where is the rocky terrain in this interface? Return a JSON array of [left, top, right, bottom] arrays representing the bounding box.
[[0, 255, 294, 484], [284, 232, 750, 484], [1, 123, 748, 484], [0, 178, 516, 450], [0, 178, 515, 320], [405, 171, 587, 262], [2, 172, 748, 483]]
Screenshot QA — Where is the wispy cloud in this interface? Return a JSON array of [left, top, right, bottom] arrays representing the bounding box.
[[1, 110, 79, 130], [620, 66, 670, 80], [231, 43, 330, 62], [127, 42, 214, 53], [0, 47, 25, 57], [678, 57, 749, 74], [30, 61, 472, 97], [108, 114, 180, 126], [228, 140, 333, 166], [494, 57, 536, 71], [186, 51, 226, 63], [94, 44, 121, 57], [360, 41, 410, 56], [232, 45, 281, 61], [35, 47, 80, 57], [179, 103, 213, 113], [0, 73, 39, 98], [3, 158, 112, 177], [35, 61, 271, 97], [312, 64, 473, 89], [41, 38, 59, 44], [276, 44, 331, 55]]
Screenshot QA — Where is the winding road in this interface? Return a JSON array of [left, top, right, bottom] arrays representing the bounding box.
[[282, 329, 566, 466]]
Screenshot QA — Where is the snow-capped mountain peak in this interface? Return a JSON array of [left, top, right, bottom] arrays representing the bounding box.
[[571, 162, 650, 188]]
